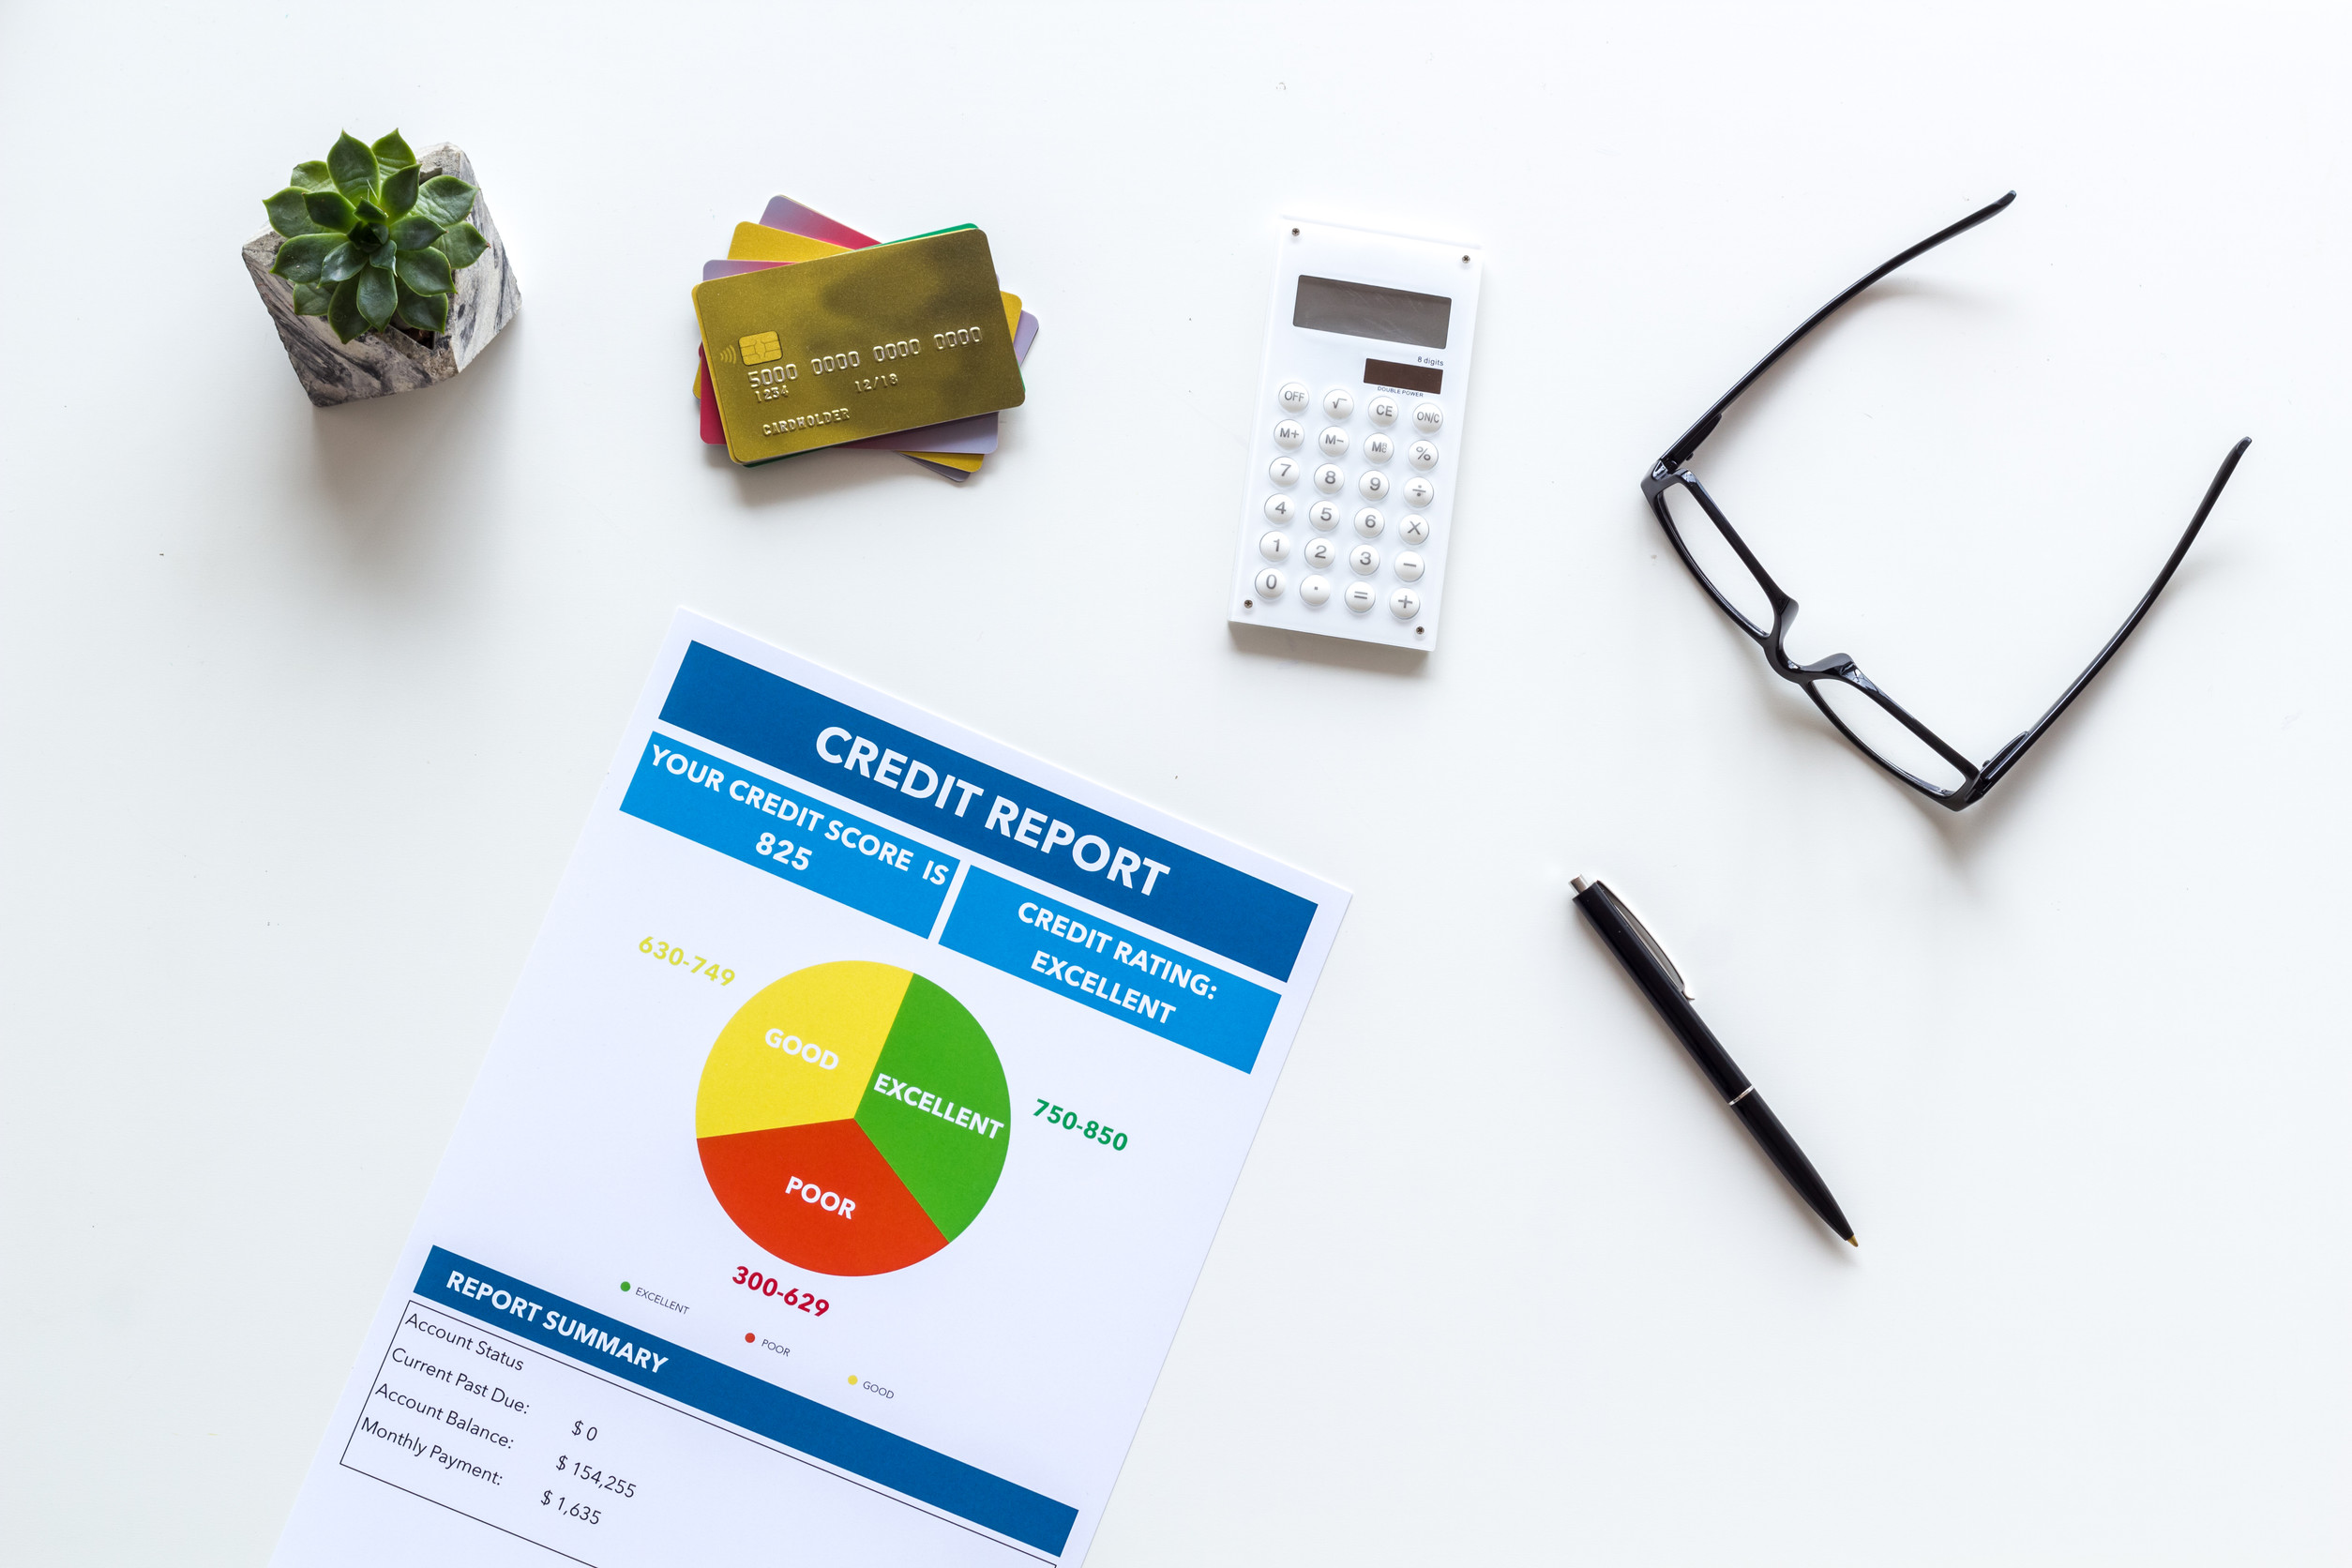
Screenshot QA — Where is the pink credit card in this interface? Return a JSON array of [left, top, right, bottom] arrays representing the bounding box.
[[760, 196, 878, 249]]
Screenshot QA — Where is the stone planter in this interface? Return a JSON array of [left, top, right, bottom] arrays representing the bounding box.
[[241, 143, 520, 407]]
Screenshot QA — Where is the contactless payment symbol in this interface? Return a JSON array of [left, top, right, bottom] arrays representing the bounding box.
[[695, 961, 1010, 1276]]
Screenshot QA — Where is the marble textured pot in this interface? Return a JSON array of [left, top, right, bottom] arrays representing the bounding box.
[[241, 143, 520, 407]]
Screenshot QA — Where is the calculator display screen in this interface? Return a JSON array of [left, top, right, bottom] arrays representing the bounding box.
[[1292, 275, 1452, 349], [1363, 357, 1442, 394]]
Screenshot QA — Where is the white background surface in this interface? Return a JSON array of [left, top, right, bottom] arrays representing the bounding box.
[[3, 4, 2345, 1563]]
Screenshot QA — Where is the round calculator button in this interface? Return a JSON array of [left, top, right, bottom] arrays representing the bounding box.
[[1302, 536, 1338, 570], [1394, 550, 1425, 582], [1402, 475, 1435, 507], [1273, 419, 1305, 450], [1367, 394, 1400, 427], [1306, 500, 1342, 530], [1358, 470, 1391, 502], [1259, 531, 1292, 563], [1399, 514, 1431, 545], [1341, 581, 1378, 613], [1412, 401, 1444, 433], [1322, 388, 1355, 419], [1268, 456, 1303, 487], [1352, 507, 1385, 538], [1313, 463, 1345, 493], [1389, 587, 1423, 621], [1253, 567, 1286, 598], [1349, 544, 1381, 576], [1319, 427, 1349, 458], [1278, 382, 1310, 413], [1299, 575, 1332, 607], [1363, 432, 1395, 464], [1408, 440, 1439, 470], [1263, 493, 1296, 523]]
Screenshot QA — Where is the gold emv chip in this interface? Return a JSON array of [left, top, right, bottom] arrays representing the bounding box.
[[739, 331, 782, 366]]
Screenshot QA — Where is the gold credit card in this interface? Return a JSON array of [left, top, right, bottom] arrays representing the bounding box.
[[692, 228, 1026, 464]]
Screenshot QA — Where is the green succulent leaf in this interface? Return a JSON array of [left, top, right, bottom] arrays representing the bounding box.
[[264, 187, 321, 238], [434, 221, 489, 271], [290, 160, 335, 193], [395, 247, 454, 294], [371, 129, 416, 172], [388, 215, 444, 249], [320, 242, 367, 282], [355, 266, 399, 330], [394, 282, 448, 334], [304, 189, 356, 233], [368, 244, 399, 271], [413, 174, 477, 228], [327, 277, 368, 341], [269, 233, 341, 283], [354, 198, 385, 223], [292, 281, 336, 317], [327, 132, 380, 202], [382, 165, 420, 219]]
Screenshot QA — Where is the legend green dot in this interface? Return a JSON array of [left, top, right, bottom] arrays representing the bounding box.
[[620, 1281, 631, 1291]]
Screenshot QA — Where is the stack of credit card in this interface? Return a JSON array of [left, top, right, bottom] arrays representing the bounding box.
[[691, 196, 1037, 482]]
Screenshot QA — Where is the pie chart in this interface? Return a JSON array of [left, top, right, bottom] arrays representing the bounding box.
[[696, 961, 1011, 1276]]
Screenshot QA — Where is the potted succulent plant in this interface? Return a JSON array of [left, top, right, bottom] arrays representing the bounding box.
[[242, 130, 520, 406]]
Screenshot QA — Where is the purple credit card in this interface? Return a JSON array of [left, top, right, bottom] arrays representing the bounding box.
[[759, 196, 878, 249]]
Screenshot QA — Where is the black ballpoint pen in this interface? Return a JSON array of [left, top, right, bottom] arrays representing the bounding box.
[[1570, 875, 1857, 1245]]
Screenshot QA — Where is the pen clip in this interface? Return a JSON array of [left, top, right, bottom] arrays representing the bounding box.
[[1572, 875, 1696, 1000]]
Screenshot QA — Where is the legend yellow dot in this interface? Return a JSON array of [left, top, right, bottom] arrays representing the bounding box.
[[847, 1374, 858, 1384]]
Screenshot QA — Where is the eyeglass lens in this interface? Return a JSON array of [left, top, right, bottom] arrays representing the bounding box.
[[1806, 677, 1968, 792], [1660, 482, 1774, 633]]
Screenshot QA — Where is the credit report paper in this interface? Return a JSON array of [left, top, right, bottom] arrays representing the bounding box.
[[271, 611, 1347, 1568]]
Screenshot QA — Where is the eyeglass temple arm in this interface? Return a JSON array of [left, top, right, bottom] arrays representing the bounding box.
[[1969, 437, 2252, 801], [1658, 191, 2019, 471]]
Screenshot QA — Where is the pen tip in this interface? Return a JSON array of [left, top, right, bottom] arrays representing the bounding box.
[[1847, 1235, 1860, 1247]]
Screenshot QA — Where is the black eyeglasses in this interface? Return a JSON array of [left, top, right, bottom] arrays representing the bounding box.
[[1643, 191, 2250, 811]]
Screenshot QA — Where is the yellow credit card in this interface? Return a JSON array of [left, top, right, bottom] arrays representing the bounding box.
[[693, 228, 1027, 464], [729, 221, 851, 264]]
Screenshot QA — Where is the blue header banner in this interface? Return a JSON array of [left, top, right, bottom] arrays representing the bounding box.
[[619, 734, 955, 937], [415, 1247, 1078, 1556], [659, 643, 1315, 980], [942, 869, 1280, 1072]]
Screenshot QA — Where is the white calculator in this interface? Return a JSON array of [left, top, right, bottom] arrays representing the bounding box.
[[1229, 218, 1483, 651]]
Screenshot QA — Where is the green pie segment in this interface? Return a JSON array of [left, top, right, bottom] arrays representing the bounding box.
[[854, 974, 1012, 1242]]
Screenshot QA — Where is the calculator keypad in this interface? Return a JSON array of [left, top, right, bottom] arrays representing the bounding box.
[[1252, 375, 1445, 631], [1234, 222, 1477, 650]]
